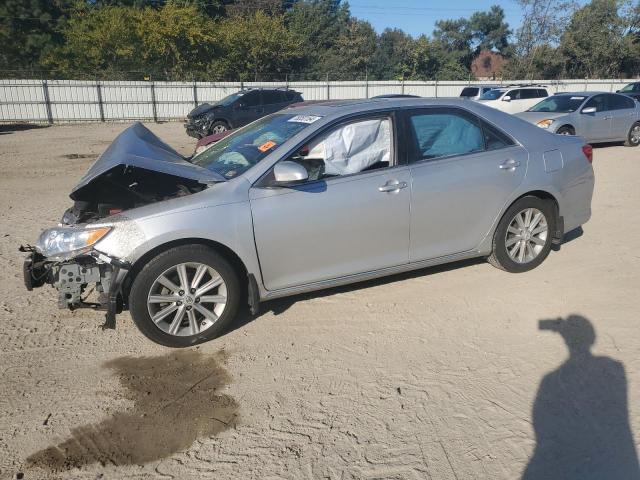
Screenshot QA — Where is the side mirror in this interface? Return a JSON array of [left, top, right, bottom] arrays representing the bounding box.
[[502, 95, 511, 102], [273, 161, 308, 186], [581, 107, 597, 114], [235, 102, 245, 109], [616, 90, 620, 93]]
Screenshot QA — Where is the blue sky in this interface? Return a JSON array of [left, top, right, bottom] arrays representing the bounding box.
[[347, 0, 526, 38]]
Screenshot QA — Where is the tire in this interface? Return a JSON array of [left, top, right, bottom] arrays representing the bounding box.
[[487, 196, 556, 273], [624, 122, 640, 147], [209, 121, 229, 135], [129, 245, 240, 347], [556, 125, 575, 136]]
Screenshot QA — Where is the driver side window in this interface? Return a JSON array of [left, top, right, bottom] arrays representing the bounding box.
[[288, 117, 392, 182]]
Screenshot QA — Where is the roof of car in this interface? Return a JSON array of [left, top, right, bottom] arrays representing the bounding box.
[[280, 97, 528, 120], [553, 91, 611, 96]]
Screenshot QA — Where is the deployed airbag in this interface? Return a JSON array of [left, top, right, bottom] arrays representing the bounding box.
[[307, 119, 391, 175]]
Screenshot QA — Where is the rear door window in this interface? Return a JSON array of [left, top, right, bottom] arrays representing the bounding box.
[[520, 89, 538, 99], [482, 122, 516, 150], [261, 91, 284, 105], [609, 94, 635, 110]]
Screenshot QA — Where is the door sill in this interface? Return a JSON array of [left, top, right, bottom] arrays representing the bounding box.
[[260, 250, 481, 300]]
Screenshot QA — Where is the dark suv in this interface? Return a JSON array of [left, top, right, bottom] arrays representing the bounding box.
[[617, 82, 640, 103], [185, 88, 304, 139]]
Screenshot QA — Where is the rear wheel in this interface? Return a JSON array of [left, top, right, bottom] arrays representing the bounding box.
[[556, 125, 575, 136], [129, 245, 240, 347], [625, 122, 640, 147], [487, 196, 556, 273]]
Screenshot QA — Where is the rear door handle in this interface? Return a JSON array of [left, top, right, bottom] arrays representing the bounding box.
[[499, 159, 521, 170], [378, 181, 408, 192], [603, 116, 612, 120]]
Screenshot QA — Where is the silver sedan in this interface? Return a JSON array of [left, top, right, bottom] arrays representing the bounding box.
[[516, 92, 640, 146], [23, 98, 595, 347]]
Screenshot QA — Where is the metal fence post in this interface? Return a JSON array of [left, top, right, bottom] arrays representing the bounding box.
[[401, 78, 405, 95], [326, 73, 330, 100], [193, 80, 198, 107], [435, 78, 438, 98], [42, 79, 53, 124], [365, 74, 369, 99], [96, 81, 105, 122], [150, 81, 158, 122]]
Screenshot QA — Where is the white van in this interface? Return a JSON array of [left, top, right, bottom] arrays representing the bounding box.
[[477, 85, 549, 114]]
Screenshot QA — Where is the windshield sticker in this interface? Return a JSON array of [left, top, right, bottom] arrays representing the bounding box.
[[288, 115, 322, 124], [570, 96, 586, 100], [258, 140, 277, 153]]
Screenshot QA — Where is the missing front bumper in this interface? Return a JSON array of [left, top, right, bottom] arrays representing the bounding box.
[[21, 246, 131, 330]]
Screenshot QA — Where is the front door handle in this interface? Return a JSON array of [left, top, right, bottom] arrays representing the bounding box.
[[603, 116, 612, 120], [499, 159, 521, 170], [378, 180, 408, 193]]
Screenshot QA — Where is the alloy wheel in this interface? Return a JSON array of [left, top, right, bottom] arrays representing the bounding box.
[[147, 262, 227, 337], [505, 208, 548, 264], [212, 124, 227, 134], [631, 125, 640, 145]]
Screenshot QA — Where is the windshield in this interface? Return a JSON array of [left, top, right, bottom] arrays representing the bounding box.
[[191, 113, 320, 179], [619, 83, 635, 93], [216, 92, 246, 107], [528, 95, 586, 113], [479, 89, 504, 100]]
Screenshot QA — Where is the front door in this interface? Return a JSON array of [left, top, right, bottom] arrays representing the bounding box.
[[249, 115, 411, 291], [580, 94, 612, 141], [234, 90, 263, 127], [404, 108, 527, 261]]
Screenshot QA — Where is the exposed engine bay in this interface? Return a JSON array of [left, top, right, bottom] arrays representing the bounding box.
[[63, 165, 206, 225]]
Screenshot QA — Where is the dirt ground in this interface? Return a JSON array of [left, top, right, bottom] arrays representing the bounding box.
[[1, 122, 639, 480]]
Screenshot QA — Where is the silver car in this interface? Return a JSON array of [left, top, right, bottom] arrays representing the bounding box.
[[22, 98, 595, 347], [516, 92, 640, 146]]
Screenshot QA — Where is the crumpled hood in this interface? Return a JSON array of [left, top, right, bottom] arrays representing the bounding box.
[[187, 102, 222, 118], [71, 122, 223, 199], [515, 111, 569, 124]]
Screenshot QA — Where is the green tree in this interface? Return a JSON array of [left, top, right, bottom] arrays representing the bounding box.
[[0, 0, 72, 75], [212, 11, 304, 80], [560, 0, 634, 78]]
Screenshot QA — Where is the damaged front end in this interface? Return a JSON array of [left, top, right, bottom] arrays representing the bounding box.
[[21, 244, 130, 329], [21, 122, 223, 329]]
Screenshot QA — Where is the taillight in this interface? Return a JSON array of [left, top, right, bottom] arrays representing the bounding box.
[[582, 144, 593, 164]]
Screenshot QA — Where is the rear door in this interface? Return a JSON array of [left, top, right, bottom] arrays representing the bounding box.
[[581, 94, 612, 141], [404, 107, 528, 261], [608, 94, 637, 140], [261, 90, 288, 115]]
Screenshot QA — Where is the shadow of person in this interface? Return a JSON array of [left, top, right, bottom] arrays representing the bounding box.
[[523, 315, 640, 480]]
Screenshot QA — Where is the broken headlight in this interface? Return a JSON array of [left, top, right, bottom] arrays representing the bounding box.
[[36, 226, 112, 261]]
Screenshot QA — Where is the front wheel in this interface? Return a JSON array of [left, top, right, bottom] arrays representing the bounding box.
[[210, 121, 229, 135], [625, 122, 640, 147], [487, 196, 556, 273], [129, 245, 240, 347]]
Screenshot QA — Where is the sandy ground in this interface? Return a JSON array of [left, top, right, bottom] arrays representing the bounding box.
[[1, 122, 639, 480]]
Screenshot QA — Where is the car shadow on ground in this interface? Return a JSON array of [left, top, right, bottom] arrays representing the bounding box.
[[522, 315, 640, 479], [228, 256, 486, 334], [229, 227, 586, 333], [0, 123, 49, 135]]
